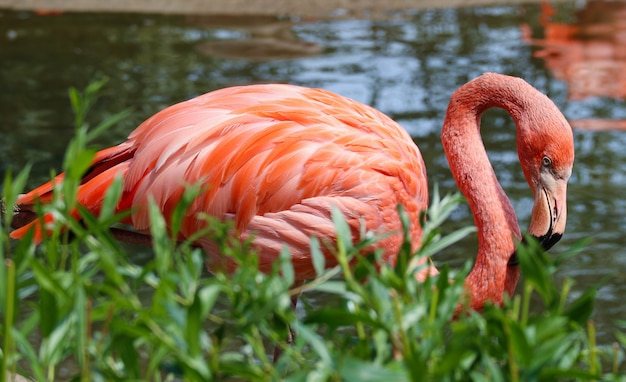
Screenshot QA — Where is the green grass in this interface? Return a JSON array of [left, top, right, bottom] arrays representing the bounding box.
[[1, 80, 625, 381]]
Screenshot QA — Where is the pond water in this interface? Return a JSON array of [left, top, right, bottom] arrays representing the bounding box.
[[1, 0, 626, 345]]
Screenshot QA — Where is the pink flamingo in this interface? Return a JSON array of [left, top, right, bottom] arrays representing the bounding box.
[[10, 73, 574, 311]]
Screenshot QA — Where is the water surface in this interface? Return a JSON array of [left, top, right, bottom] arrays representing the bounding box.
[[1, 0, 625, 344]]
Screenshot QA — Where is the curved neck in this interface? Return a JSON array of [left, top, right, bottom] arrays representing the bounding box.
[[441, 74, 528, 309]]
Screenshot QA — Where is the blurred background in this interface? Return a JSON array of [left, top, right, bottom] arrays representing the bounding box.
[[1, 0, 625, 345]]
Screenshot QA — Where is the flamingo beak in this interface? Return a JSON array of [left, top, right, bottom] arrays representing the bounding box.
[[528, 177, 568, 251]]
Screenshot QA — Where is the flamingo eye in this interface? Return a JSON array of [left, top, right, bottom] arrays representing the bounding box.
[[542, 156, 552, 168]]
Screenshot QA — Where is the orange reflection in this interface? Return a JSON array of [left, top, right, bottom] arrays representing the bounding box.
[[186, 15, 324, 62], [570, 119, 626, 131], [523, 2, 626, 101], [522, 2, 626, 131]]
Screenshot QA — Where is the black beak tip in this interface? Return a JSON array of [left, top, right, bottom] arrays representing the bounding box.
[[540, 232, 563, 251], [508, 232, 563, 267]]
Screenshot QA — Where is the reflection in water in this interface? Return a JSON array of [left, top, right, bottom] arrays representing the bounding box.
[[523, 2, 626, 101], [522, 2, 626, 131], [197, 38, 323, 61], [188, 15, 324, 61], [570, 118, 626, 131], [34, 9, 64, 16]]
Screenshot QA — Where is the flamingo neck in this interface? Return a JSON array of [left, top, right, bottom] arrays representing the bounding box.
[[441, 74, 531, 309]]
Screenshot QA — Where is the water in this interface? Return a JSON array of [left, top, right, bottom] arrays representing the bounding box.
[[1, 0, 625, 344]]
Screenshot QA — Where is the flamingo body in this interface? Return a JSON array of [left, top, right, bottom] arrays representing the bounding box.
[[10, 73, 574, 310], [11, 84, 430, 280]]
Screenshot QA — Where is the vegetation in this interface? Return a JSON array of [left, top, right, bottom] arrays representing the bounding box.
[[1, 81, 625, 381]]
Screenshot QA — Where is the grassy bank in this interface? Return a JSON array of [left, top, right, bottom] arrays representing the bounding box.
[[1, 81, 624, 381]]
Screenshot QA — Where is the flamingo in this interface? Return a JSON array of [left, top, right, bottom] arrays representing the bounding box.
[[9, 73, 574, 312]]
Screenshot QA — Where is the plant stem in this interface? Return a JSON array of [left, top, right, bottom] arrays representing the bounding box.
[[521, 283, 532, 326], [506, 323, 519, 382], [612, 342, 619, 374], [588, 320, 597, 379], [1, 260, 16, 382], [391, 292, 417, 378], [428, 284, 439, 325]]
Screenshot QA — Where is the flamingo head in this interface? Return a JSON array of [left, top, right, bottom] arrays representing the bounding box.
[[518, 109, 575, 251]]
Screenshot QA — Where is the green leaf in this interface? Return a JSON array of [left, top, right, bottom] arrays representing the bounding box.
[[98, 173, 124, 222], [75, 287, 93, 378], [68, 86, 82, 120], [38, 288, 58, 337], [11, 327, 46, 382], [307, 280, 358, 301], [292, 321, 333, 366], [310, 236, 325, 277], [506, 319, 532, 366], [197, 284, 221, 318], [280, 246, 295, 285], [65, 146, 96, 181], [331, 206, 352, 254], [564, 288, 596, 326], [169, 182, 203, 240], [112, 333, 141, 378], [419, 225, 476, 259], [305, 307, 382, 329], [339, 357, 408, 382], [538, 367, 599, 380], [30, 260, 69, 301], [516, 236, 558, 305], [2, 165, 32, 230], [40, 315, 75, 365], [187, 289, 204, 357], [86, 109, 132, 142], [148, 198, 172, 275]]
